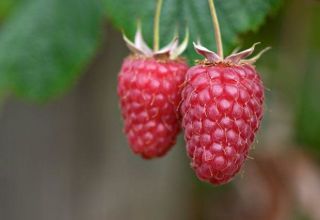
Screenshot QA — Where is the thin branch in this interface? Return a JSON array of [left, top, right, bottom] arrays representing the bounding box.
[[208, 0, 224, 58]]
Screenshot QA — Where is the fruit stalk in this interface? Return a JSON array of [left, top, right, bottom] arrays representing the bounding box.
[[208, 0, 224, 58], [153, 0, 163, 51]]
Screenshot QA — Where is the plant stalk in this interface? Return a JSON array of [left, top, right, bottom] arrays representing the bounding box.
[[208, 0, 224, 58], [153, 0, 163, 51]]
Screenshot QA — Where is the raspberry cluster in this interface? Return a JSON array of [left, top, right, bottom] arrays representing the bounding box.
[[117, 0, 267, 186]]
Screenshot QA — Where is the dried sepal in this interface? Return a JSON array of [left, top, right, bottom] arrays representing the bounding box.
[[225, 42, 260, 64], [193, 41, 221, 62], [194, 40, 270, 65], [122, 24, 188, 60], [122, 33, 146, 55], [154, 37, 178, 58], [134, 24, 153, 56], [170, 29, 189, 59], [241, 47, 271, 64]]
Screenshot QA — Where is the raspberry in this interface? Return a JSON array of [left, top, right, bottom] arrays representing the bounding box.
[[118, 24, 189, 159], [118, 56, 188, 158], [179, 0, 269, 185], [181, 62, 264, 184]]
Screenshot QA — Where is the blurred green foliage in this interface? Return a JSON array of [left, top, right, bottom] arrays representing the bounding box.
[[0, 0, 282, 102], [103, 0, 282, 61], [294, 4, 320, 155], [0, 0, 20, 21], [296, 56, 320, 155], [0, 0, 103, 102]]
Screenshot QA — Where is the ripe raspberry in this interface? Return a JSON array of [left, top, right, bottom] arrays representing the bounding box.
[[118, 26, 189, 159], [180, 42, 268, 185], [118, 57, 188, 158]]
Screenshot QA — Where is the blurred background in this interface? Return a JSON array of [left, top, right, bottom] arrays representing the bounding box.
[[0, 0, 320, 219]]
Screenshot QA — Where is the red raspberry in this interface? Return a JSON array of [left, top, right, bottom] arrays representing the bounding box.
[[118, 26, 189, 159], [180, 42, 268, 185], [118, 57, 188, 158]]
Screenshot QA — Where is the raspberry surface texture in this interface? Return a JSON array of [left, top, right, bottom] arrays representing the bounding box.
[[180, 63, 264, 184], [118, 56, 188, 159]]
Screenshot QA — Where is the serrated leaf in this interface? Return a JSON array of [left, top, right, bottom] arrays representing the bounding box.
[[103, 0, 282, 62], [0, 0, 103, 102]]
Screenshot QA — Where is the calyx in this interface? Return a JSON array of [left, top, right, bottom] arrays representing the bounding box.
[[123, 26, 189, 60], [193, 41, 270, 65]]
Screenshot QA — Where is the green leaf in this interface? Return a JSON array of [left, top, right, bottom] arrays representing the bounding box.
[[0, 0, 104, 102], [103, 0, 282, 62]]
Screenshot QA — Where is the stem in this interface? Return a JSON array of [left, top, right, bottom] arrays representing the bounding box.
[[153, 0, 163, 51], [208, 0, 224, 58]]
